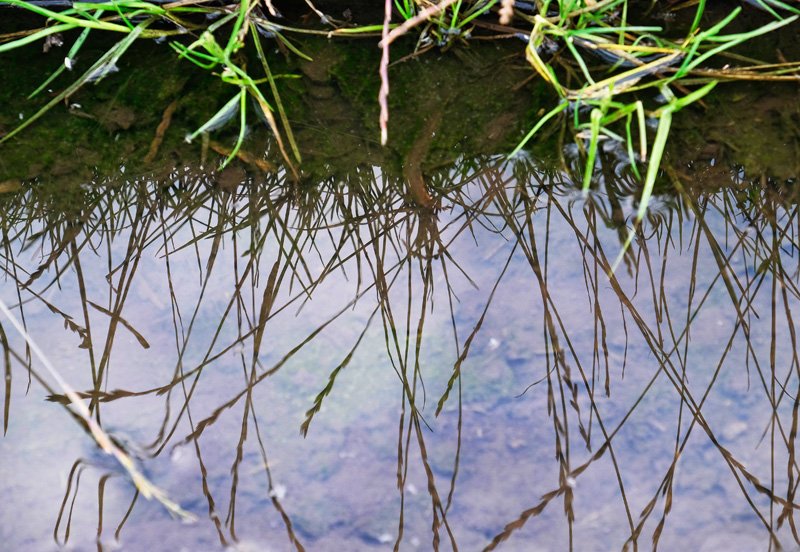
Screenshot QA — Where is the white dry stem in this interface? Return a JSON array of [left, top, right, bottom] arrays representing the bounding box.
[[379, 0, 461, 48], [0, 295, 195, 521], [379, 0, 392, 145], [378, 0, 461, 145], [304, 0, 328, 23], [264, 0, 279, 17], [499, 0, 514, 25]]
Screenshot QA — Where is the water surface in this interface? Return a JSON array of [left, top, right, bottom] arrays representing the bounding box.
[[1, 14, 800, 552]]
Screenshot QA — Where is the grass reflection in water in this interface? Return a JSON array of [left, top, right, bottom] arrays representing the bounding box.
[[0, 154, 799, 551]]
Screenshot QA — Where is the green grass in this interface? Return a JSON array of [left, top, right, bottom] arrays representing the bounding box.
[[0, 0, 798, 242]]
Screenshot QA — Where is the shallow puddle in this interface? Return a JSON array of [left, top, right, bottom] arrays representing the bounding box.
[[1, 155, 799, 550]]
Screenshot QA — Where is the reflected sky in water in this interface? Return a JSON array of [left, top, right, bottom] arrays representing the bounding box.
[[0, 159, 799, 551]]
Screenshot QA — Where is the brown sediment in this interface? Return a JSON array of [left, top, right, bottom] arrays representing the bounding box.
[[143, 99, 179, 164], [208, 140, 277, 173], [0, 179, 21, 193], [95, 102, 137, 132], [402, 107, 443, 209]]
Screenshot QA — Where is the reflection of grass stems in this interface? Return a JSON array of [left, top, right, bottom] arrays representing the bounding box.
[[2, 152, 798, 548], [0, 294, 195, 521]]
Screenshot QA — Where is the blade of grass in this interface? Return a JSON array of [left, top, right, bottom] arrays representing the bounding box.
[[28, 10, 102, 99], [582, 108, 602, 191], [508, 101, 568, 157], [185, 90, 243, 143], [1, 18, 152, 144], [250, 22, 302, 164]]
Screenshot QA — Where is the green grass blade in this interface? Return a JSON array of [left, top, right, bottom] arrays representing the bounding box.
[[582, 108, 602, 191], [251, 22, 302, 164], [508, 101, 568, 157], [185, 90, 243, 143], [1, 19, 152, 144]]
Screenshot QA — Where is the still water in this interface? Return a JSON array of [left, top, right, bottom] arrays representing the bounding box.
[[0, 154, 798, 551], [1, 11, 800, 550]]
